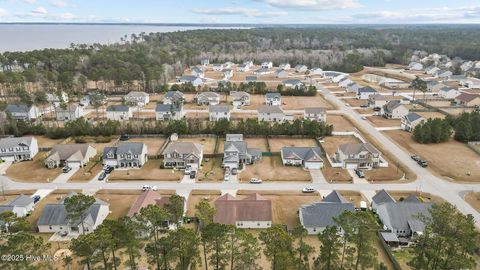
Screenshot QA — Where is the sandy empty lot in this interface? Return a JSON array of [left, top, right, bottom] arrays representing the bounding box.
[[344, 98, 369, 107], [129, 137, 167, 155], [281, 95, 334, 110], [95, 191, 140, 219], [321, 136, 361, 156], [327, 114, 356, 132], [267, 138, 318, 152], [367, 116, 401, 127], [35, 136, 65, 148], [177, 136, 218, 154], [6, 154, 62, 182], [245, 137, 269, 151], [108, 160, 183, 181], [185, 111, 209, 119], [416, 111, 446, 120], [239, 156, 312, 182], [384, 130, 480, 182]]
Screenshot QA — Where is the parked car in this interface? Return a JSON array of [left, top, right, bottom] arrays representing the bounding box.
[[62, 166, 72, 173], [98, 172, 107, 181], [185, 165, 192, 175], [60, 231, 68, 237], [411, 155, 420, 162], [361, 116, 367, 120], [120, 134, 130, 141], [32, 195, 41, 204], [190, 171, 196, 179], [373, 107, 381, 111], [360, 104, 369, 108], [354, 168, 365, 178], [231, 168, 238, 175], [250, 178, 263, 184], [104, 165, 114, 174], [142, 185, 152, 191], [417, 159, 428, 167], [224, 173, 230, 181], [302, 187, 315, 193]]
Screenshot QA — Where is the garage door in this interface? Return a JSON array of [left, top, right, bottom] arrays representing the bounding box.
[[67, 161, 82, 168], [305, 162, 323, 170], [345, 163, 358, 169], [1, 156, 15, 162]]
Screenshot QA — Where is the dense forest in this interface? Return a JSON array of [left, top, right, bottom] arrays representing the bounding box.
[[2, 26, 480, 96]]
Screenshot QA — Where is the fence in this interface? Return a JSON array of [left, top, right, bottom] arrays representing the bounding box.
[[377, 231, 402, 270]]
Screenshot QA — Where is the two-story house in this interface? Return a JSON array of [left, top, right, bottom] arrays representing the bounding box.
[[276, 69, 288, 78], [261, 61, 273, 69], [401, 113, 426, 132], [368, 94, 387, 109], [6, 104, 41, 121], [177, 76, 203, 87], [383, 100, 409, 119], [279, 63, 291, 70], [230, 91, 251, 109], [357, 87, 378, 100], [125, 91, 150, 107], [237, 64, 250, 72], [222, 134, 262, 170], [191, 67, 204, 78], [156, 104, 184, 121], [209, 105, 230, 121], [103, 142, 148, 168], [55, 104, 84, 121], [265, 93, 281, 106], [0, 136, 38, 162], [334, 143, 381, 170], [163, 91, 185, 105], [295, 65, 308, 73], [195, 92, 220, 105], [106, 105, 133, 121], [257, 105, 285, 123], [304, 107, 326, 122], [162, 141, 203, 170], [46, 91, 69, 107]]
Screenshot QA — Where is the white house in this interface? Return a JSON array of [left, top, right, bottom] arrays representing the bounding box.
[[237, 64, 250, 72], [357, 87, 378, 100], [254, 68, 270, 75], [103, 142, 148, 168], [368, 94, 387, 109], [195, 92, 220, 105], [106, 105, 133, 121], [276, 69, 289, 78], [279, 63, 291, 70], [230, 91, 251, 109], [55, 104, 84, 121], [243, 60, 254, 68], [283, 79, 303, 88], [200, 58, 210, 66], [223, 69, 233, 79], [6, 104, 41, 121], [261, 61, 273, 69], [45, 144, 97, 168], [209, 105, 230, 121], [408, 62, 423, 71], [0, 136, 38, 162], [0, 195, 35, 218], [295, 65, 308, 73], [304, 107, 326, 122], [334, 143, 382, 170], [191, 67, 205, 78], [162, 142, 203, 170], [163, 91, 185, 105], [178, 76, 203, 87], [155, 104, 184, 121], [281, 147, 324, 169], [265, 93, 281, 106], [258, 105, 285, 122], [339, 78, 354, 88], [438, 87, 460, 99], [125, 91, 150, 107], [383, 100, 409, 119], [213, 64, 224, 72], [401, 113, 425, 132], [214, 193, 272, 229], [46, 91, 69, 107], [310, 68, 323, 75]]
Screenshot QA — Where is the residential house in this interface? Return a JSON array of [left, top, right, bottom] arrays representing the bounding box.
[[434, 69, 452, 78], [191, 67, 204, 78], [408, 62, 423, 71], [368, 94, 387, 109], [6, 104, 41, 121], [346, 83, 360, 93], [222, 134, 262, 170], [279, 63, 291, 70], [0, 136, 38, 162], [209, 105, 230, 121], [195, 92, 220, 105], [379, 78, 410, 89], [56, 104, 84, 121], [230, 91, 251, 109], [275, 69, 288, 78], [258, 105, 285, 122], [46, 91, 69, 107], [460, 77, 480, 89], [334, 143, 382, 170], [45, 144, 96, 168], [125, 91, 150, 107], [283, 79, 303, 88], [79, 95, 90, 106], [401, 113, 425, 132], [304, 107, 326, 122], [265, 93, 281, 106], [281, 147, 324, 169], [332, 74, 348, 83], [254, 68, 270, 75], [295, 65, 308, 73], [383, 100, 409, 119], [322, 71, 345, 79], [213, 64, 224, 72], [127, 190, 162, 218], [103, 142, 148, 168], [310, 68, 323, 75], [372, 190, 433, 238], [237, 64, 249, 72], [163, 90, 185, 105], [0, 195, 35, 217], [261, 61, 273, 69], [155, 104, 184, 121], [426, 81, 446, 92], [371, 189, 396, 211], [200, 58, 209, 66], [106, 105, 133, 121], [37, 192, 109, 235], [243, 60, 254, 68], [214, 193, 272, 229], [357, 87, 377, 100], [177, 76, 203, 87], [224, 62, 233, 69], [454, 93, 480, 106], [339, 78, 354, 88], [438, 87, 459, 99], [223, 69, 233, 79], [162, 141, 203, 170], [299, 190, 355, 234]]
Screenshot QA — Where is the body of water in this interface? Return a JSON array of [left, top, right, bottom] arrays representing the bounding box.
[[0, 24, 250, 52]]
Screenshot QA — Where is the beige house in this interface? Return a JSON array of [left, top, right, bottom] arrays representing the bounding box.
[[45, 144, 96, 168], [162, 141, 203, 170], [214, 193, 272, 229], [383, 100, 409, 119], [304, 107, 326, 122], [454, 93, 480, 107], [401, 113, 426, 132]]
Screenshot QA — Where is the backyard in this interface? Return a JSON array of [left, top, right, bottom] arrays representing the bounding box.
[[267, 137, 318, 152], [129, 136, 167, 155], [108, 159, 183, 181], [239, 156, 312, 182]]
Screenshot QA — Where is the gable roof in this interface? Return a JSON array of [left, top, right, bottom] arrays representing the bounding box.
[[106, 105, 130, 112], [9, 195, 34, 207], [231, 91, 250, 100], [358, 86, 377, 93], [162, 141, 202, 156], [455, 93, 480, 103], [209, 104, 230, 113], [214, 193, 272, 224], [197, 91, 220, 99], [258, 105, 283, 114], [377, 201, 432, 232], [305, 107, 326, 114], [281, 147, 323, 162], [47, 144, 95, 162], [6, 104, 33, 113], [384, 100, 404, 112], [404, 113, 424, 123], [103, 142, 145, 158], [265, 92, 281, 99], [164, 90, 184, 100], [0, 136, 35, 149], [300, 202, 355, 228], [156, 104, 183, 112], [323, 190, 349, 204], [127, 190, 162, 217], [372, 189, 396, 205], [339, 143, 379, 156]]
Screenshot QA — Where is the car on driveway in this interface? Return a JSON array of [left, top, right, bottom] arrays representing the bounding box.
[[417, 159, 428, 167], [142, 185, 152, 191], [62, 166, 72, 173], [361, 116, 367, 120], [120, 134, 130, 141], [104, 165, 114, 174], [190, 171, 196, 179], [411, 155, 420, 162], [98, 172, 107, 181], [32, 195, 41, 204], [302, 187, 315, 193], [354, 168, 365, 178], [250, 178, 263, 184]]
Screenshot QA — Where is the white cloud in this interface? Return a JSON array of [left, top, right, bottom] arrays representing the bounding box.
[[192, 7, 288, 17], [0, 8, 8, 17], [31, 6, 47, 14], [21, 0, 37, 4], [254, 0, 362, 10], [57, 12, 75, 20], [48, 0, 67, 8]]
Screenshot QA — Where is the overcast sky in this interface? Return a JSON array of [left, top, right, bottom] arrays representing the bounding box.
[[1, 0, 480, 24]]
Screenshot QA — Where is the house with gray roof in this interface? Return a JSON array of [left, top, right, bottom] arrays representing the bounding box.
[[275, 69, 288, 79], [125, 91, 150, 107], [55, 103, 84, 121], [254, 68, 271, 75], [222, 134, 261, 170], [103, 142, 148, 168], [6, 104, 41, 121], [0, 195, 35, 217], [37, 192, 109, 235], [401, 113, 425, 132], [163, 91, 185, 105], [279, 63, 291, 70], [257, 105, 285, 123], [162, 141, 203, 170], [178, 76, 203, 87], [357, 86, 378, 100], [261, 61, 273, 69], [237, 64, 250, 72], [106, 105, 133, 121], [382, 100, 409, 119], [299, 190, 355, 234], [304, 107, 326, 122], [209, 105, 230, 122], [295, 65, 308, 73], [45, 144, 97, 168], [438, 87, 459, 99], [283, 79, 303, 88], [346, 82, 361, 93], [0, 136, 38, 162], [191, 67, 204, 78], [281, 147, 324, 169], [155, 104, 184, 121], [265, 92, 281, 106], [372, 190, 433, 238], [371, 189, 396, 210], [230, 91, 251, 109], [368, 94, 387, 109], [195, 92, 220, 105], [334, 143, 382, 170]]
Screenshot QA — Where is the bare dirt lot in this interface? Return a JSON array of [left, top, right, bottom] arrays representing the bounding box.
[[384, 130, 480, 182], [321, 136, 361, 156], [387, 191, 445, 204], [322, 165, 353, 183], [267, 137, 318, 152], [416, 111, 446, 119], [366, 116, 401, 127], [239, 156, 312, 182], [246, 137, 269, 151], [327, 114, 357, 132], [465, 192, 480, 213], [108, 160, 183, 181], [344, 98, 369, 107], [6, 154, 62, 182], [281, 95, 334, 110], [35, 136, 65, 148], [95, 190, 141, 219], [185, 111, 209, 119], [186, 190, 222, 216], [129, 137, 167, 155], [177, 136, 218, 155]]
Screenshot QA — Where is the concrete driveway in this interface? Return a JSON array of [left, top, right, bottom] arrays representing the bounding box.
[[310, 169, 327, 184], [52, 168, 79, 183]]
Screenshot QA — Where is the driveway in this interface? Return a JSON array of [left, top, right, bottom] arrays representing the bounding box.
[[310, 169, 327, 184], [0, 162, 12, 175], [52, 168, 79, 183]]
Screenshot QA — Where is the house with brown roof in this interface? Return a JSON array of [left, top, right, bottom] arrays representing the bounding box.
[[127, 190, 162, 217], [454, 93, 480, 107], [45, 144, 96, 168], [214, 193, 272, 229]]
